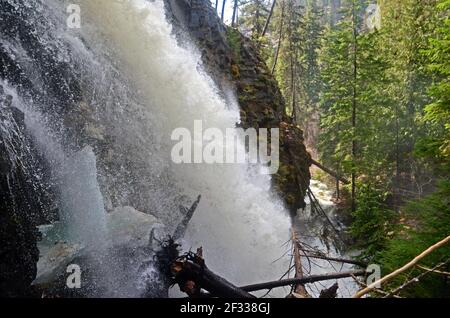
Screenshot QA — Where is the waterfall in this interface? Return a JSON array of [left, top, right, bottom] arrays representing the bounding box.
[[1, 0, 292, 296], [81, 0, 291, 291], [59, 146, 107, 247]]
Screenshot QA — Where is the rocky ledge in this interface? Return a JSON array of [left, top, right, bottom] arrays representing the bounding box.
[[166, 0, 311, 213]]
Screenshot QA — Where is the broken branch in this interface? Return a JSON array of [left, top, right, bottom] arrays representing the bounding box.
[[173, 195, 201, 240]]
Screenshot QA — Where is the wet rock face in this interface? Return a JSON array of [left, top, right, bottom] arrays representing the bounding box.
[[0, 0, 82, 118], [166, 0, 311, 212], [0, 89, 40, 297], [166, 0, 232, 89]]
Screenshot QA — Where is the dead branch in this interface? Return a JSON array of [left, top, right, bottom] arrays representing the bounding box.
[[311, 159, 350, 185], [240, 270, 366, 292], [173, 195, 201, 240], [384, 260, 449, 298], [416, 264, 450, 277], [302, 251, 367, 267], [353, 235, 450, 298], [350, 274, 400, 298]]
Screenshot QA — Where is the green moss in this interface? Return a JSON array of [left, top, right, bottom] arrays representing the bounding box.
[[226, 28, 242, 63]]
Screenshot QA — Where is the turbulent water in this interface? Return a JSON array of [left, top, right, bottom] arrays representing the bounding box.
[[80, 0, 292, 289], [296, 180, 359, 298], [0, 0, 361, 298], [1, 0, 293, 297]]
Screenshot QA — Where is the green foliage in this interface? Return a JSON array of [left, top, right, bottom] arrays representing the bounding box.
[[234, 0, 449, 297], [420, 0, 450, 162], [237, 0, 271, 40], [318, 0, 395, 180], [350, 183, 397, 257], [375, 180, 450, 297], [226, 27, 242, 62]]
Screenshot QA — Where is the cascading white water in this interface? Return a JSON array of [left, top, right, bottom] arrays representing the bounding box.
[[59, 146, 108, 247], [81, 0, 292, 293], [2, 0, 294, 297], [296, 180, 359, 297], [2, 82, 107, 248]]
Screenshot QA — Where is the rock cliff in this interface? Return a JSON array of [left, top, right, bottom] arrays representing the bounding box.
[[166, 0, 311, 213]]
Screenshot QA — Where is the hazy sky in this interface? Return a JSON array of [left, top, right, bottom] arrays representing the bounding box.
[[210, 0, 236, 25]]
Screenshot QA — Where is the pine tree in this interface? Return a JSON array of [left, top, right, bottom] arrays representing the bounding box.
[[419, 0, 450, 165], [378, 0, 437, 197]]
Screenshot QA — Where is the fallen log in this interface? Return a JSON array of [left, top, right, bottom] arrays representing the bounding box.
[[311, 159, 350, 185], [240, 270, 367, 292], [291, 228, 309, 297], [172, 252, 256, 298]]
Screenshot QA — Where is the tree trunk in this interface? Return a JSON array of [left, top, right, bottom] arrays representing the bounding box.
[[221, 0, 227, 22], [311, 159, 350, 185], [351, 0, 358, 213], [262, 0, 277, 36], [291, 228, 308, 297], [231, 0, 238, 27], [271, 0, 285, 74]]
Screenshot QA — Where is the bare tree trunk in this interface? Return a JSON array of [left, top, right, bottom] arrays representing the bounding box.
[[351, 0, 358, 213], [262, 0, 277, 36], [291, 228, 308, 297], [271, 0, 285, 74], [231, 0, 238, 27], [221, 0, 227, 22], [311, 159, 350, 184], [290, 53, 297, 122]]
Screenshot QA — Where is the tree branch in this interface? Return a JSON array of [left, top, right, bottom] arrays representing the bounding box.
[[353, 236, 450, 298], [240, 270, 366, 292]]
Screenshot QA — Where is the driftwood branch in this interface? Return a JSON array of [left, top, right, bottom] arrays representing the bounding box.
[[353, 235, 450, 298], [240, 270, 366, 292], [311, 159, 350, 185]]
